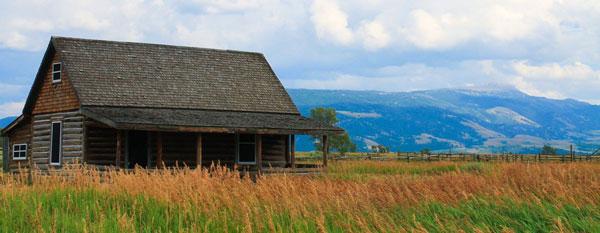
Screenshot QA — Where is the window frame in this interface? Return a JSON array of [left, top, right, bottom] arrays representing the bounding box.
[[50, 121, 63, 165], [12, 143, 27, 160], [236, 134, 257, 165], [52, 62, 62, 83]]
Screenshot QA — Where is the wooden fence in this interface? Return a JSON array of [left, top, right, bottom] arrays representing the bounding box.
[[296, 152, 600, 163]]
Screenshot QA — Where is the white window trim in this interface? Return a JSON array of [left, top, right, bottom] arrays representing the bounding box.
[[50, 121, 63, 165], [236, 134, 257, 165], [52, 62, 62, 83], [12, 143, 27, 160]]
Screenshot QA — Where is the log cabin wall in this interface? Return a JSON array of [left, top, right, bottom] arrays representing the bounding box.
[[85, 124, 119, 166], [261, 135, 286, 169], [31, 111, 84, 170], [5, 119, 32, 172], [32, 53, 79, 115]]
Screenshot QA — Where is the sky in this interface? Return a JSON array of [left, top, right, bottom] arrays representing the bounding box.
[[1, 0, 600, 118]]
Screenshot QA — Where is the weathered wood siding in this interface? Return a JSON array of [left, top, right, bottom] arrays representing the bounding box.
[[31, 111, 84, 169], [261, 135, 287, 168], [85, 125, 119, 166], [6, 119, 32, 171], [32, 53, 79, 114]]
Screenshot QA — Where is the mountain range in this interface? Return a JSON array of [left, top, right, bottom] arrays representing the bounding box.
[[288, 85, 600, 154]]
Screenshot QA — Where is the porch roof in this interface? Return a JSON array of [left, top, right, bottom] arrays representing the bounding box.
[[81, 106, 345, 135]]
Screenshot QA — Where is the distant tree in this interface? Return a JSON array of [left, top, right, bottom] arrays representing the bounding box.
[[330, 132, 357, 157], [370, 144, 389, 154], [541, 145, 557, 155], [421, 148, 431, 155], [309, 107, 356, 159], [310, 107, 339, 151], [371, 145, 378, 153]]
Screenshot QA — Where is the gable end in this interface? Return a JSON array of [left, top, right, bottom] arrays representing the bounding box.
[[23, 38, 80, 115]]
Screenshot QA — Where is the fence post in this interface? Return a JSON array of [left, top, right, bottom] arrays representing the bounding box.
[[570, 144, 574, 162], [407, 152, 410, 163]]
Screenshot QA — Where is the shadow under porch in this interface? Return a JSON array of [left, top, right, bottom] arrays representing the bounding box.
[[83, 127, 329, 173]]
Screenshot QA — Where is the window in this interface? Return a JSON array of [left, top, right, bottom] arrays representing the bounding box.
[[237, 134, 256, 164], [52, 62, 62, 83], [12, 144, 27, 160], [50, 122, 62, 165]]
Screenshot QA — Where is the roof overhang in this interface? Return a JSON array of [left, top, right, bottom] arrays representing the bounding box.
[[81, 106, 345, 136], [1, 115, 26, 136]]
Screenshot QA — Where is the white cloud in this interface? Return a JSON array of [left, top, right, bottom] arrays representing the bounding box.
[[1, 0, 600, 106], [310, 0, 354, 45], [0, 102, 24, 118], [513, 61, 600, 80], [357, 20, 391, 50]]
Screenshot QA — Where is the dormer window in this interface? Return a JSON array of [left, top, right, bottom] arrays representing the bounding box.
[[52, 62, 62, 83]]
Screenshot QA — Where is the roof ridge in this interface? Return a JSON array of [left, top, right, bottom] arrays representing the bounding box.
[[51, 35, 265, 56]]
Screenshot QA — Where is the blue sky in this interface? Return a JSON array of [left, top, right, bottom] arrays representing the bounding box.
[[1, 0, 600, 118]]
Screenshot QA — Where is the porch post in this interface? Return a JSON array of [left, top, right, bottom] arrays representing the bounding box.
[[285, 134, 290, 166], [116, 130, 122, 168], [291, 134, 296, 168], [257, 134, 262, 173], [322, 135, 328, 167], [157, 132, 163, 169], [196, 133, 202, 169], [124, 131, 129, 169], [2, 136, 9, 172]]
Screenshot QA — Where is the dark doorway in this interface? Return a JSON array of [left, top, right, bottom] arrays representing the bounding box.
[[128, 131, 148, 168]]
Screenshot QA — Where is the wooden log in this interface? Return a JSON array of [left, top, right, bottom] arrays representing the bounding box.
[[291, 135, 296, 168], [323, 135, 328, 167], [284, 134, 290, 166], [2, 136, 9, 172], [157, 132, 163, 169], [83, 125, 88, 163], [196, 133, 202, 169], [116, 130, 121, 168], [257, 134, 262, 173]]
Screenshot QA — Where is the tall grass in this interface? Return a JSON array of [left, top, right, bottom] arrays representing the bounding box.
[[1, 162, 600, 232]]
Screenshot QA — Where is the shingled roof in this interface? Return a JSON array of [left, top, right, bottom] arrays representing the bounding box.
[[25, 36, 299, 114], [17, 36, 344, 135], [81, 106, 343, 134]]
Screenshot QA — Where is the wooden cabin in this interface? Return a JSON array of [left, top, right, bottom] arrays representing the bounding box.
[[1, 36, 343, 173]]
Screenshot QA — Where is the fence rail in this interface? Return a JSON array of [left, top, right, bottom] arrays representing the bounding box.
[[296, 152, 600, 163]]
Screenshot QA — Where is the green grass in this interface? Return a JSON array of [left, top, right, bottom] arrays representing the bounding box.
[[326, 161, 490, 180], [2, 189, 599, 232]]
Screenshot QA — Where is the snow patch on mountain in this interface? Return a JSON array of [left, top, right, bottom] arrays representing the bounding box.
[[414, 133, 464, 147], [461, 121, 505, 138], [485, 107, 540, 127], [337, 111, 382, 118]]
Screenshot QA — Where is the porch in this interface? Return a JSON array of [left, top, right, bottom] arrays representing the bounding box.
[[84, 125, 332, 174]]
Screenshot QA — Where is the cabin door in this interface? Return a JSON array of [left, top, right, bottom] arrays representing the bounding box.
[[128, 131, 148, 168]]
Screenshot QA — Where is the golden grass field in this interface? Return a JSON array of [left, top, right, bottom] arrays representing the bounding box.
[[1, 160, 600, 232]]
